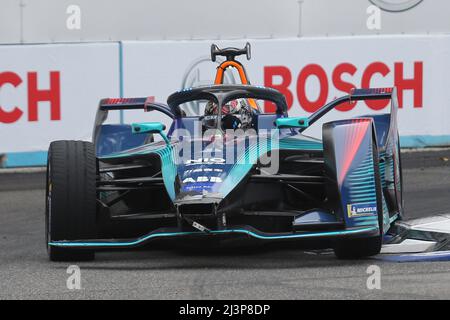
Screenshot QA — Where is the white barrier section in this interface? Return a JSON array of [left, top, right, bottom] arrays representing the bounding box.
[[1, 35, 449, 166], [0, 43, 120, 154], [122, 36, 450, 145]]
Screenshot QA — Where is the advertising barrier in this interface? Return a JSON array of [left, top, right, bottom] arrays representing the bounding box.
[[122, 36, 450, 146], [0, 42, 120, 166], [1, 36, 449, 167]]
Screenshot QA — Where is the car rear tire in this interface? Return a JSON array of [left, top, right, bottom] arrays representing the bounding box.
[[46, 141, 97, 261], [333, 235, 382, 259], [333, 140, 383, 259]]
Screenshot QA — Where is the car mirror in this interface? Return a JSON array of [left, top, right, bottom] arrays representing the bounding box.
[[275, 117, 309, 129], [132, 122, 170, 144]]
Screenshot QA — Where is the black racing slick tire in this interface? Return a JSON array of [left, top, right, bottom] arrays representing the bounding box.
[[333, 235, 382, 260], [333, 140, 383, 259], [45, 141, 97, 261]]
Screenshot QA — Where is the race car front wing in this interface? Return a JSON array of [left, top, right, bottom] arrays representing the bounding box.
[[48, 224, 379, 250]]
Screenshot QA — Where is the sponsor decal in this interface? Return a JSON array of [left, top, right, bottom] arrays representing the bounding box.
[[183, 168, 223, 176], [263, 62, 423, 113], [347, 202, 377, 217], [181, 183, 213, 192], [0, 71, 61, 124], [181, 164, 224, 192], [182, 176, 223, 184]]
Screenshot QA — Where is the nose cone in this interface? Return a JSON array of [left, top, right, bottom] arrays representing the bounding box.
[[171, 132, 269, 204], [175, 155, 231, 202], [173, 136, 242, 203]]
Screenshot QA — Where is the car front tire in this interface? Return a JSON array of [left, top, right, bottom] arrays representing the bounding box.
[[46, 140, 97, 261]]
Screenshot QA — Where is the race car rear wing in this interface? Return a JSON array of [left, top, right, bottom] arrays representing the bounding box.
[[305, 87, 398, 130]]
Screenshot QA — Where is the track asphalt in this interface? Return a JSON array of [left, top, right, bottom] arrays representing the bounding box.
[[0, 150, 449, 299]]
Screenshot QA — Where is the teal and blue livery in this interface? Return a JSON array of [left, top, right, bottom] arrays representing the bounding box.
[[45, 44, 403, 261]]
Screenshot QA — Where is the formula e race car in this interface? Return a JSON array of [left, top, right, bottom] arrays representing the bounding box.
[[45, 43, 403, 261]]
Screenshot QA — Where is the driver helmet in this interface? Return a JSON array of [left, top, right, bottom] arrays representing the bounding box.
[[205, 99, 247, 116], [204, 99, 252, 130]]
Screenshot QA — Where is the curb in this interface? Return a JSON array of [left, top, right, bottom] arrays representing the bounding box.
[[373, 214, 450, 262]]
